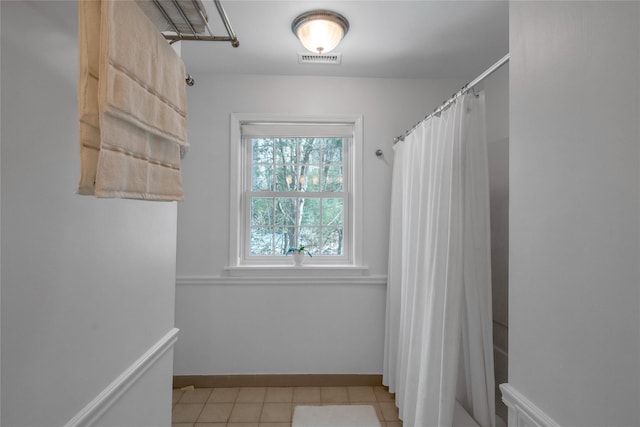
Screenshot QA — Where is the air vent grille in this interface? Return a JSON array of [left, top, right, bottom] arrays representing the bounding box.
[[298, 53, 342, 65]]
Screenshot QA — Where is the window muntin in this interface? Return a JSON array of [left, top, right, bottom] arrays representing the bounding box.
[[229, 114, 363, 271], [248, 195, 344, 256], [245, 135, 349, 261]]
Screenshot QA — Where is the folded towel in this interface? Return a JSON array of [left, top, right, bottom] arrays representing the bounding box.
[[136, 0, 209, 34], [78, 0, 188, 201]]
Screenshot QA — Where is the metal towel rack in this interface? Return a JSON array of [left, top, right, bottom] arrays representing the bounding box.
[[151, 0, 239, 47], [147, 0, 239, 86]]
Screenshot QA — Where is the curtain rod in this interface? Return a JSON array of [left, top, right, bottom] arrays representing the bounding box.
[[394, 53, 510, 144]]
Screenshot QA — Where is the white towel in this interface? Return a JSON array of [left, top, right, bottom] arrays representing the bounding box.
[[78, 0, 188, 201]]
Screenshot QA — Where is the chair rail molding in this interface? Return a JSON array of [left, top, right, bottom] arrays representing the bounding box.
[[176, 274, 387, 286], [64, 328, 179, 427], [500, 383, 561, 427]]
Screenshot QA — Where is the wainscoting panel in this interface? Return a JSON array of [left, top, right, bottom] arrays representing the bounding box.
[[500, 384, 561, 427], [65, 328, 179, 427]]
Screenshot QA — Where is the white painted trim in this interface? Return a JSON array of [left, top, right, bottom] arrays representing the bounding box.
[[65, 328, 179, 427], [229, 113, 244, 268], [224, 264, 371, 277], [351, 114, 365, 267], [500, 384, 561, 427], [176, 274, 387, 286]]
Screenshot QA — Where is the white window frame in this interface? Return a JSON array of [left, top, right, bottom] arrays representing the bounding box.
[[227, 113, 365, 276]]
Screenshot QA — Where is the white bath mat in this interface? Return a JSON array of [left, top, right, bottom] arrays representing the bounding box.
[[293, 405, 381, 427]]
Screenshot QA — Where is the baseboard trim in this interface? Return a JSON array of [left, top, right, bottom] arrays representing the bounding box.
[[500, 383, 561, 427], [65, 328, 180, 427], [173, 374, 383, 388]]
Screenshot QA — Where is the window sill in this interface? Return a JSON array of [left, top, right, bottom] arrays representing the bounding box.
[[224, 264, 370, 278]]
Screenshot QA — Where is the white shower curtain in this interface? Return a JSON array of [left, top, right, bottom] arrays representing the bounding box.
[[383, 91, 495, 427]]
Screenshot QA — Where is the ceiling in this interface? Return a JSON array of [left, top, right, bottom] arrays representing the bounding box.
[[182, 0, 509, 81]]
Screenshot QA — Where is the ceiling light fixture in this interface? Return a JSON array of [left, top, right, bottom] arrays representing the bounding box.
[[291, 10, 349, 54]]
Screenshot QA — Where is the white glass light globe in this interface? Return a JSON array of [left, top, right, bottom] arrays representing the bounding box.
[[296, 18, 344, 53], [292, 11, 349, 54]]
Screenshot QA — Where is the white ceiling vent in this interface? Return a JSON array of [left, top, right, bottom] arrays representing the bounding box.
[[298, 53, 342, 65]]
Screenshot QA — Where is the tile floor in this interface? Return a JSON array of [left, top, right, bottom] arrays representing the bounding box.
[[172, 386, 403, 427]]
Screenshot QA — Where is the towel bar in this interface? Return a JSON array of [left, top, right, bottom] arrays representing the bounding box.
[[139, 0, 239, 86], [142, 0, 239, 47]]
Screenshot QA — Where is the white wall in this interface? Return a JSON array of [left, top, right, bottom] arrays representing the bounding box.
[[508, 2, 640, 426], [1, 2, 178, 426], [174, 73, 464, 375]]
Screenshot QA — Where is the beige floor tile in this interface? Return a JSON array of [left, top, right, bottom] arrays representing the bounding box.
[[229, 403, 264, 422], [373, 386, 395, 402], [265, 387, 293, 402], [173, 389, 185, 404], [260, 403, 292, 422], [378, 402, 400, 421], [347, 386, 377, 402], [237, 387, 267, 403], [208, 387, 240, 403], [197, 403, 234, 423], [180, 388, 214, 404], [174, 385, 397, 426], [292, 387, 321, 403], [320, 386, 349, 403], [173, 403, 205, 423]]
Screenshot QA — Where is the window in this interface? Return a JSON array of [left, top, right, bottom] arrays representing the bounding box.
[[249, 136, 346, 256], [229, 114, 364, 271]]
